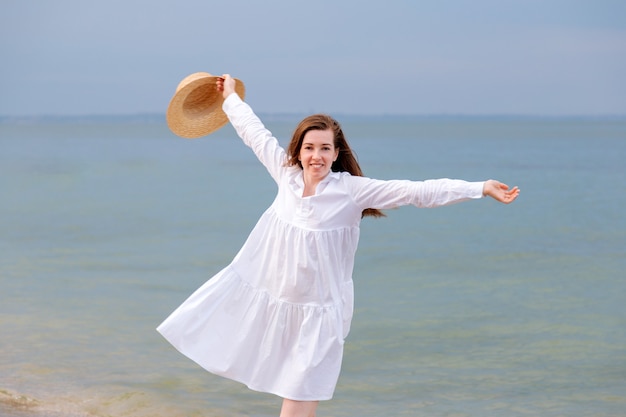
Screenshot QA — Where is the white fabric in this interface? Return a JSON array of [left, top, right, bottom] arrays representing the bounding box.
[[157, 94, 485, 401]]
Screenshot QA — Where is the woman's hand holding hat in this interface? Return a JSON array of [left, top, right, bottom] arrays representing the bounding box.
[[166, 71, 245, 138], [217, 74, 237, 100]]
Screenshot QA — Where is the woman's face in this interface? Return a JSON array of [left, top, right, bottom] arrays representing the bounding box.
[[298, 129, 338, 182]]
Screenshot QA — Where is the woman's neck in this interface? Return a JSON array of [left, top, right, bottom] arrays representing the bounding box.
[[301, 172, 326, 197]]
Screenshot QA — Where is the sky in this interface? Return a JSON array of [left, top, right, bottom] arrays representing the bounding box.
[[1, 0, 625, 116]]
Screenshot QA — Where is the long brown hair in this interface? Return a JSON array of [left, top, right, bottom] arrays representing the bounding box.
[[286, 114, 384, 218]]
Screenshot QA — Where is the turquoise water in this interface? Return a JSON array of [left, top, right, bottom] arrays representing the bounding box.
[[1, 115, 625, 416]]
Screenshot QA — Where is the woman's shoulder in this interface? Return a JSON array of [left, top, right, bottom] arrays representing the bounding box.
[[332, 170, 355, 180], [334, 170, 376, 186]]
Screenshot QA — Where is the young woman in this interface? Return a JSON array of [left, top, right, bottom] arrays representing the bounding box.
[[158, 74, 519, 417]]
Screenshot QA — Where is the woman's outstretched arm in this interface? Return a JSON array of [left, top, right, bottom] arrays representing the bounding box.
[[217, 74, 288, 184]]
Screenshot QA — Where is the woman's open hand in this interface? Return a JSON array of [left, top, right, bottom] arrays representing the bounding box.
[[483, 180, 520, 204]]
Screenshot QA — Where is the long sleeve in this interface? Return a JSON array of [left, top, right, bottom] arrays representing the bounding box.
[[222, 93, 287, 184], [344, 175, 484, 210]]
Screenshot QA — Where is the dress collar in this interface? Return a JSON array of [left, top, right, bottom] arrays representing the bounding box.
[[292, 170, 340, 195]]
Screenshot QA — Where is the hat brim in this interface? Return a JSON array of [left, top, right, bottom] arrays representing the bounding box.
[[166, 74, 245, 139]]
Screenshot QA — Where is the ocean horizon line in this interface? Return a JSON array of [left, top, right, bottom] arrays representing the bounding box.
[[2, 112, 626, 125]]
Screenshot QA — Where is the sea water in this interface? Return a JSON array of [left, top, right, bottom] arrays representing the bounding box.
[[1, 115, 625, 417]]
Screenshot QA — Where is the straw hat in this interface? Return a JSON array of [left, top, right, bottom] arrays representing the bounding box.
[[166, 72, 246, 139]]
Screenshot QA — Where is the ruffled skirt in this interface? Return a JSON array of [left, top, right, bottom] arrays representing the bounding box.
[[157, 265, 347, 401]]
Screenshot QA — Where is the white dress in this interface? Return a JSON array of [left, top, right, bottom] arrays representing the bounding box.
[[157, 94, 485, 401]]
